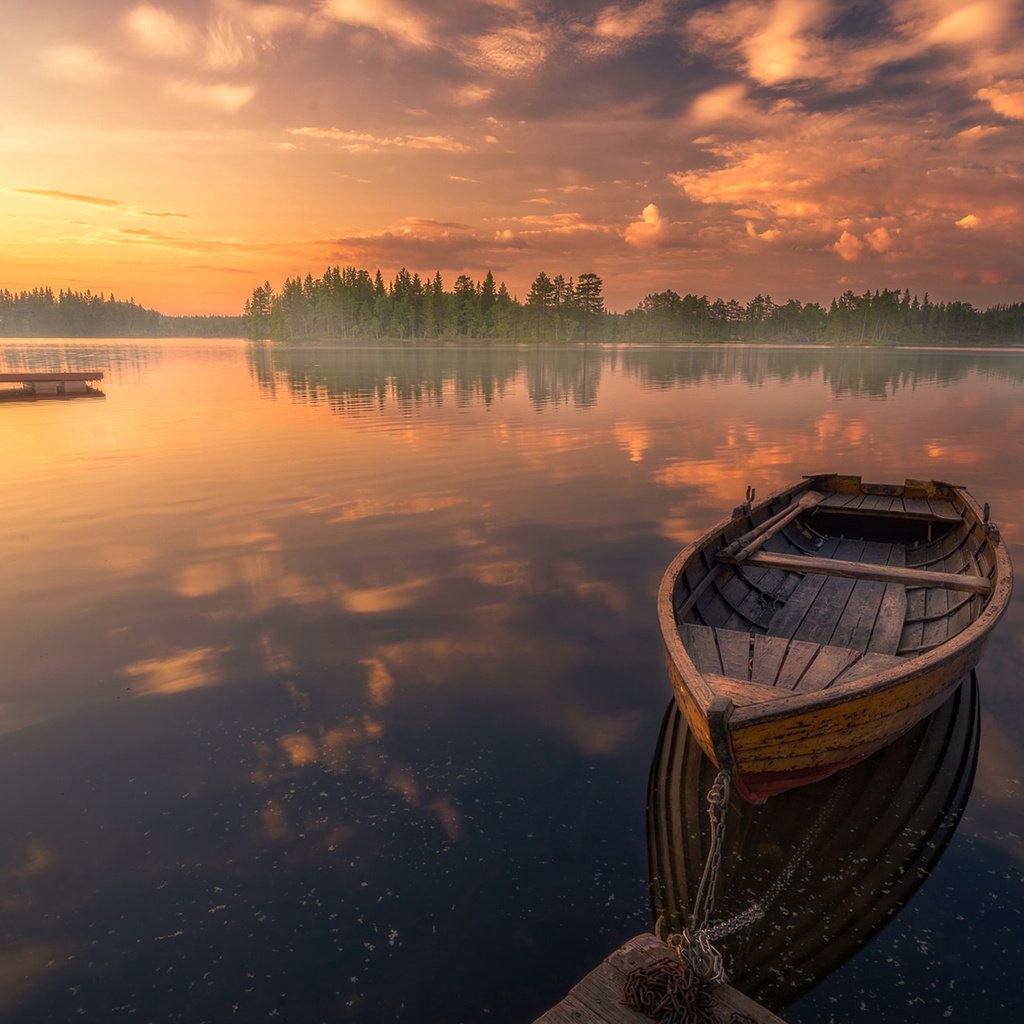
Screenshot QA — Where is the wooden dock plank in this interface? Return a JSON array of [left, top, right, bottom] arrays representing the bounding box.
[[533, 933, 786, 1024], [0, 371, 103, 382]]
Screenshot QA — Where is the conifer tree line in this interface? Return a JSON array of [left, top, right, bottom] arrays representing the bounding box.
[[246, 268, 1024, 345], [0, 287, 243, 337], [244, 267, 607, 342]]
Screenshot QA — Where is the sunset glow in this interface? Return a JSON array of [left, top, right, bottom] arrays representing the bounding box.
[[2, 0, 1023, 314]]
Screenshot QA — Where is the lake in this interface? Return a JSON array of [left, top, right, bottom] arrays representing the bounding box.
[[1, 339, 1022, 1023]]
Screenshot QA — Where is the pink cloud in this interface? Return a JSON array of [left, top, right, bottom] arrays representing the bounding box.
[[976, 83, 1024, 120], [833, 230, 865, 262], [623, 203, 667, 247]]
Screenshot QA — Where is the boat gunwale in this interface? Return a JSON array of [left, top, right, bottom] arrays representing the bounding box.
[[657, 476, 1014, 731]]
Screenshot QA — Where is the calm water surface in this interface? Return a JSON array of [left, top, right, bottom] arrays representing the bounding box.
[[1, 339, 1023, 1023]]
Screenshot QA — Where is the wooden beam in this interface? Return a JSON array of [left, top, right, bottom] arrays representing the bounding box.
[[733, 551, 992, 595]]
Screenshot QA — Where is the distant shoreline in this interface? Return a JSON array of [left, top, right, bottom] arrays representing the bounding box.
[[5, 335, 1024, 355]]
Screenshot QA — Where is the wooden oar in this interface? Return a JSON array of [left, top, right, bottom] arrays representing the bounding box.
[[720, 491, 824, 562]]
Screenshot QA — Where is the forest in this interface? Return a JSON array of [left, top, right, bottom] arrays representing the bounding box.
[[0, 287, 244, 338], [2, 273, 1022, 345], [245, 266, 1024, 345]]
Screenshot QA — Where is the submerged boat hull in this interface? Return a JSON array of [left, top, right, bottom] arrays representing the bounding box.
[[658, 474, 1011, 801]]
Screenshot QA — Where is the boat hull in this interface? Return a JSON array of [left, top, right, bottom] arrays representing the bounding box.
[[658, 474, 1012, 802]]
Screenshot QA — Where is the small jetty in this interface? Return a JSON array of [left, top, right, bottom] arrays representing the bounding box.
[[533, 933, 784, 1024], [0, 371, 104, 400]]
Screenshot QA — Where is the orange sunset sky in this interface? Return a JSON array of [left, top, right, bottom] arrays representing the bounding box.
[[2, 0, 1022, 315]]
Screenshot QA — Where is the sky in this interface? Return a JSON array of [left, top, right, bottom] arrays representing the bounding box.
[[1, 0, 1022, 315]]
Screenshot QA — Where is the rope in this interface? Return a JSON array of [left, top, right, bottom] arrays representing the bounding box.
[[624, 770, 751, 1023]]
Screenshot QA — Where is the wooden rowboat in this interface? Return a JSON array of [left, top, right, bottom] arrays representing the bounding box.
[[658, 473, 1011, 802], [647, 676, 979, 1009]]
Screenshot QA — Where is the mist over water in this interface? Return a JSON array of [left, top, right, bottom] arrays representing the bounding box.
[[1, 339, 1023, 1022]]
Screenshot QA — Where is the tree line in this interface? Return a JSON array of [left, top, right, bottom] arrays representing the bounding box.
[[246, 268, 1024, 345], [0, 287, 243, 338], [3, 276, 1022, 344]]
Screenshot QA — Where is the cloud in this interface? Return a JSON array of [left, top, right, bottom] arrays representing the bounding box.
[[125, 3, 196, 59], [688, 0, 834, 87], [163, 80, 256, 112], [686, 0, 1022, 94], [956, 213, 981, 229], [318, 0, 435, 49], [976, 83, 1024, 120], [453, 84, 494, 105], [865, 226, 894, 253], [290, 127, 471, 152], [593, 0, 668, 41], [10, 188, 121, 207], [138, 210, 188, 219], [689, 83, 752, 124], [41, 44, 119, 85], [624, 203, 667, 247], [126, 1, 298, 70], [833, 230, 865, 262], [469, 25, 547, 75], [923, 0, 1014, 46]]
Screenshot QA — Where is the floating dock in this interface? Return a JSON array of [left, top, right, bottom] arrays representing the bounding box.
[[0, 371, 104, 400], [533, 933, 785, 1024]]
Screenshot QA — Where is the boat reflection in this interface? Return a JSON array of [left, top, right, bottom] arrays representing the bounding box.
[[647, 674, 979, 1010]]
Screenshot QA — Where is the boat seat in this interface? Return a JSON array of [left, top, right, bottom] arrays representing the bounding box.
[[678, 623, 904, 694]]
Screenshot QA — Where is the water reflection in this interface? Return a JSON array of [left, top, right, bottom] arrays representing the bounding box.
[[1, 338, 1022, 1022], [248, 342, 603, 411], [248, 342, 1024, 412], [647, 677, 979, 1011]]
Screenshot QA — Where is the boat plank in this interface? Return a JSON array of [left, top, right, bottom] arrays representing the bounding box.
[[678, 623, 723, 675], [820, 491, 859, 509], [830, 651, 906, 687], [928, 498, 958, 520], [792, 540, 865, 645], [775, 638, 822, 689], [703, 674, 782, 707], [792, 645, 862, 692], [829, 542, 891, 650], [902, 496, 932, 517], [762, 538, 841, 638], [867, 545, 908, 655], [716, 628, 753, 680], [860, 494, 894, 512], [751, 634, 790, 687]]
